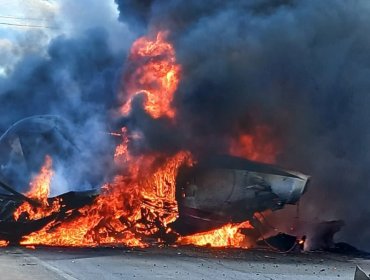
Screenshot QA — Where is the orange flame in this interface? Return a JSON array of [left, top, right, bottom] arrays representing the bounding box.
[[14, 155, 60, 221], [15, 31, 189, 247], [121, 31, 181, 119], [229, 125, 280, 163], [18, 147, 193, 247], [178, 221, 253, 248]]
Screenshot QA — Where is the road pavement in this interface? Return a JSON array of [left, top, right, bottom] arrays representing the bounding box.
[[0, 246, 367, 279]]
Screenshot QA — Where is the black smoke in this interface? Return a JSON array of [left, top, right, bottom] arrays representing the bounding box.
[[115, 0, 370, 249]]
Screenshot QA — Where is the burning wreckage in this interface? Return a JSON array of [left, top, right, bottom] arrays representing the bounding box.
[[173, 155, 309, 235], [0, 115, 99, 243], [0, 115, 309, 247]]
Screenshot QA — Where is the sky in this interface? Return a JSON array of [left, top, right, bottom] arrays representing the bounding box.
[[0, 0, 132, 76], [0, 0, 53, 74]]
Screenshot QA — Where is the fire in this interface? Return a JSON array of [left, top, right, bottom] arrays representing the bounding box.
[[13, 30, 191, 247], [20, 155, 53, 205], [14, 155, 60, 221], [229, 125, 280, 163], [178, 125, 279, 246], [18, 149, 192, 247], [8, 30, 277, 250], [179, 221, 253, 248], [121, 31, 181, 119]]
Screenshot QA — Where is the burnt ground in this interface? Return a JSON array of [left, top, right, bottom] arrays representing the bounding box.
[[0, 245, 367, 280]]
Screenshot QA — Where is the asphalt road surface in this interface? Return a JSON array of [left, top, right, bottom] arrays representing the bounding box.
[[0, 246, 367, 280]]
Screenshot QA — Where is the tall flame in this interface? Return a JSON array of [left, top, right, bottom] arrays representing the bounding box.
[[121, 31, 181, 119], [13, 31, 192, 247], [14, 155, 60, 221], [10, 30, 278, 249]]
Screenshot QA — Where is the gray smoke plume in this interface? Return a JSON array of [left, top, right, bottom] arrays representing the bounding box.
[[115, 0, 370, 249], [0, 1, 132, 195]]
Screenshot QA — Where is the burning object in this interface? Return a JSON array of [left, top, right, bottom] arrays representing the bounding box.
[[0, 190, 97, 244], [0, 116, 309, 248], [0, 115, 191, 246], [0, 115, 86, 194], [0, 116, 98, 244], [0, 30, 310, 247], [172, 155, 309, 236]]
